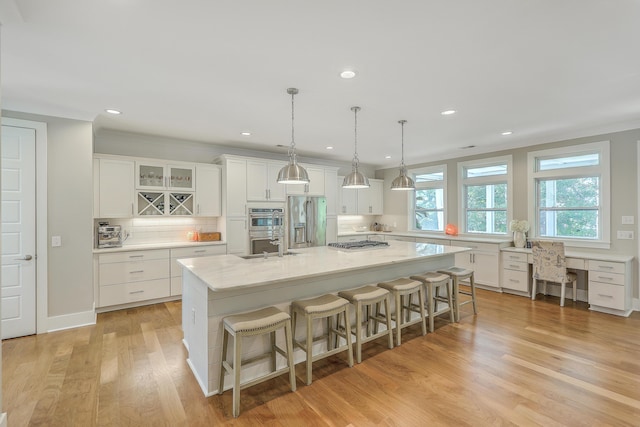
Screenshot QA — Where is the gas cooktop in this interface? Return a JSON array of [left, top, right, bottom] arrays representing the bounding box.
[[327, 240, 389, 250]]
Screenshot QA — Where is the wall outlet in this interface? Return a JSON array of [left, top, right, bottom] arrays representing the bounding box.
[[616, 230, 634, 239], [622, 216, 634, 225], [51, 235, 62, 247]]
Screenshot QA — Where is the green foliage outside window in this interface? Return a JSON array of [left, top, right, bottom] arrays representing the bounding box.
[[538, 177, 599, 238]]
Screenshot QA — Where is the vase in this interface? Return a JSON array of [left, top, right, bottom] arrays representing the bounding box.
[[513, 231, 526, 248]]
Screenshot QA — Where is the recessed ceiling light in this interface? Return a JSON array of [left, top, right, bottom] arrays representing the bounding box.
[[325, 146, 334, 150], [441, 110, 456, 116], [501, 130, 513, 136], [105, 109, 121, 115], [340, 70, 356, 79], [241, 131, 251, 136], [385, 155, 392, 159]]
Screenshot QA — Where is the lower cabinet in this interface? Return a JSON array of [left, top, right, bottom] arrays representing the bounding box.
[[452, 241, 501, 289], [170, 245, 227, 295], [96, 244, 227, 310], [501, 251, 529, 294], [588, 260, 630, 313]]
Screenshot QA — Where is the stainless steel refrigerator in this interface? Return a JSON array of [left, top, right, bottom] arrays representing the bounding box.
[[287, 196, 327, 249]]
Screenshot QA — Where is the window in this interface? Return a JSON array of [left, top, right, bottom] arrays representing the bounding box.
[[528, 142, 610, 247], [458, 156, 512, 234], [410, 166, 446, 231]]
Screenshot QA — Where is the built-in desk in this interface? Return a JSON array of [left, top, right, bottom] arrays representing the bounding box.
[[501, 247, 633, 317]]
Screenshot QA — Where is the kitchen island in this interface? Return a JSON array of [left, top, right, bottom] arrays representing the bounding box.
[[178, 241, 470, 396]]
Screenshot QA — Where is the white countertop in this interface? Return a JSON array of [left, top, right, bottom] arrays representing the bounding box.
[[178, 241, 470, 292], [338, 230, 513, 244], [502, 246, 634, 263], [93, 240, 227, 254]]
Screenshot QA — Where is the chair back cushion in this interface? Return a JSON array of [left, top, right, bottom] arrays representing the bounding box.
[[532, 241, 568, 282]]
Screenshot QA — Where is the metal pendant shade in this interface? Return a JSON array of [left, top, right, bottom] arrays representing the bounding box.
[[391, 119, 415, 191], [277, 88, 310, 184], [342, 106, 370, 189]]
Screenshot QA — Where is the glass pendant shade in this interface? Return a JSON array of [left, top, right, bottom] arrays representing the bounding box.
[[342, 106, 370, 189], [277, 88, 310, 184], [391, 119, 415, 191]]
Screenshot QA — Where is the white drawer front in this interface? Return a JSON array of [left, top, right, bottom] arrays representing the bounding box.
[[99, 249, 170, 264], [171, 245, 226, 259], [503, 260, 528, 272], [588, 260, 625, 274], [589, 271, 625, 286], [452, 241, 498, 253], [99, 278, 171, 307], [566, 258, 585, 270], [99, 259, 170, 286], [588, 282, 625, 310], [502, 269, 529, 292], [502, 252, 528, 263], [171, 276, 182, 296]]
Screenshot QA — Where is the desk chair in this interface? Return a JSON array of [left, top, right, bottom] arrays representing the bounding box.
[[531, 241, 577, 307]]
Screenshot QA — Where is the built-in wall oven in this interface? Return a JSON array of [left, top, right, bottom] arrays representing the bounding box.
[[248, 207, 285, 255]]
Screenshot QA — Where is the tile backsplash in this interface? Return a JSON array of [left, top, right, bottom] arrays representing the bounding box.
[[95, 217, 219, 247]]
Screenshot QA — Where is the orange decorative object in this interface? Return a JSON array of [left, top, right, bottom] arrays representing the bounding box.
[[445, 224, 458, 236]]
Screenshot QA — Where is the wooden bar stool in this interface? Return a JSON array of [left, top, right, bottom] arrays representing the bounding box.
[[338, 285, 394, 363], [377, 278, 426, 346], [291, 294, 354, 385], [438, 267, 477, 322], [410, 272, 455, 332], [218, 306, 296, 418]]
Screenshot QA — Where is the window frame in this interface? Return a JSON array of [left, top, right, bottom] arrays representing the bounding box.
[[527, 141, 610, 249], [458, 155, 513, 235], [409, 165, 447, 232]]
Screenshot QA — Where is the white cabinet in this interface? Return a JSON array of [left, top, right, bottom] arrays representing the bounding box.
[[588, 260, 631, 314], [136, 191, 194, 217], [337, 177, 383, 215], [324, 169, 338, 216], [170, 245, 226, 295], [224, 158, 248, 217], [452, 241, 501, 289], [94, 157, 135, 218], [195, 164, 222, 216], [246, 159, 286, 202], [96, 249, 171, 309], [501, 251, 529, 294], [326, 216, 338, 244], [226, 217, 248, 255], [136, 161, 195, 191], [287, 165, 325, 196]]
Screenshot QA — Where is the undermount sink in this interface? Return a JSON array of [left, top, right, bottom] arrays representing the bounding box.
[[239, 251, 298, 260]]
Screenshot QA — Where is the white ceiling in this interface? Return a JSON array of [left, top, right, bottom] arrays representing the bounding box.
[[2, 0, 640, 168]]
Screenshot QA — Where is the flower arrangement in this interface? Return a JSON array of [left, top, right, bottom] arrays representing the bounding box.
[[509, 219, 530, 233]]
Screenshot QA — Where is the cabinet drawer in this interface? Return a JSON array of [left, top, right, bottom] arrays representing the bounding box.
[[99, 259, 170, 285], [588, 260, 625, 274], [502, 269, 529, 292], [100, 278, 171, 307], [502, 252, 528, 263], [99, 249, 169, 264], [503, 260, 528, 272], [588, 282, 625, 310], [588, 271, 625, 286], [171, 245, 226, 259]]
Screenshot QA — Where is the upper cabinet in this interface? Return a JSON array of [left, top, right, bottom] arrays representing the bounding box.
[[246, 159, 286, 202], [338, 177, 384, 215], [94, 157, 135, 218], [136, 161, 195, 191], [287, 165, 326, 196], [224, 158, 248, 217], [324, 169, 338, 216], [94, 155, 221, 218]]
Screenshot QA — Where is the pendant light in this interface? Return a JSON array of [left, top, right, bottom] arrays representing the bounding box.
[[277, 88, 310, 184], [342, 106, 370, 188], [391, 119, 415, 190]]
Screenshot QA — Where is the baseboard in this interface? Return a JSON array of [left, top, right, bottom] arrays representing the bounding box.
[[0, 412, 7, 427], [47, 309, 96, 333]]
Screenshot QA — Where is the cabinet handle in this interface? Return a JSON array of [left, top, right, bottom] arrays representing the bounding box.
[[597, 276, 614, 281], [129, 270, 144, 274], [597, 294, 613, 298], [129, 255, 144, 258], [129, 290, 145, 294], [596, 265, 614, 269], [197, 204, 200, 214], [509, 255, 520, 259], [369, 206, 372, 213], [509, 264, 520, 269], [509, 279, 520, 283], [194, 250, 206, 253]]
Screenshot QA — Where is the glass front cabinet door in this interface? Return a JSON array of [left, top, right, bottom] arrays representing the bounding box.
[[136, 162, 195, 191], [167, 165, 195, 191]]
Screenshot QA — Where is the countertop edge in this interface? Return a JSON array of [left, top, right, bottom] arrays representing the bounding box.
[[93, 241, 227, 253]]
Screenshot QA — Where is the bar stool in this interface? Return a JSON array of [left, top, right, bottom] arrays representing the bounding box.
[[291, 294, 354, 385], [377, 278, 426, 346], [409, 272, 455, 332], [438, 267, 477, 321], [218, 306, 296, 418], [338, 286, 394, 363]]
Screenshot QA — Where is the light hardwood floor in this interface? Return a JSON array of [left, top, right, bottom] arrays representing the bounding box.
[[3, 289, 640, 426]]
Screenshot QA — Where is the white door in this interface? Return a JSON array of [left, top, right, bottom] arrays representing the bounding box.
[[1, 125, 37, 339]]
